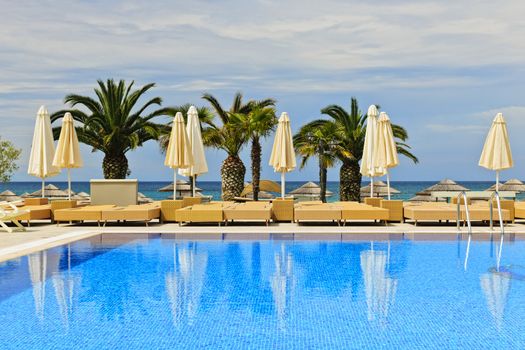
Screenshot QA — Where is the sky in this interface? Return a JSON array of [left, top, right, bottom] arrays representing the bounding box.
[[1, 0, 525, 183]]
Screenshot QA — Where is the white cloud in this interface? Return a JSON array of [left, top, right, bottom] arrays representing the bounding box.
[[426, 106, 525, 134], [1, 0, 525, 180]]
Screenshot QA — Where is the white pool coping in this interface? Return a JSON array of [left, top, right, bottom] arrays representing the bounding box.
[[1, 223, 525, 262]]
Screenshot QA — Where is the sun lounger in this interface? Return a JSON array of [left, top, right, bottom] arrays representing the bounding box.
[[380, 200, 404, 222], [223, 202, 272, 226], [15, 199, 52, 226], [54, 205, 116, 226], [50, 200, 78, 216], [0, 201, 27, 233], [334, 201, 389, 225], [294, 203, 342, 225], [101, 203, 160, 226], [160, 197, 202, 223], [176, 202, 229, 226], [364, 197, 382, 207], [271, 198, 294, 222], [514, 201, 525, 221], [404, 202, 510, 225]]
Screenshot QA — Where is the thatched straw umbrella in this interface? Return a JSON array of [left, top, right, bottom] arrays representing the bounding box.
[[413, 179, 469, 202], [138, 192, 154, 204], [360, 181, 400, 198], [408, 194, 446, 202], [240, 180, 280, 198], [418, 179, 469, 194], [0, 190, 21, 202], [159, 180, 202, 199], [246, 191, 275, 200], [29, 184, 69, 198], [289, 181, 333, 200], [486, 178, 525, 193], [72, 192, 91, 204]]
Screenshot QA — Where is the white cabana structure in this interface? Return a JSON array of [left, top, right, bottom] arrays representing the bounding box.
[[178, 106, 208, 197], [28, 106, 60, 197], [479, 113, 513, 191], [52, 112, 83, 200], [164, 112, 193, 199], [360, 105, 384, 197], [269, 112, 297, 198], [376, 112, 399, 200]]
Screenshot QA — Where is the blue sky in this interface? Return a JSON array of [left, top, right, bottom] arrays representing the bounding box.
[[1, 0, 525, 183]]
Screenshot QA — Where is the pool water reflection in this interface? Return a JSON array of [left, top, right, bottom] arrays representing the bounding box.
[[0, 234, 524, 349]]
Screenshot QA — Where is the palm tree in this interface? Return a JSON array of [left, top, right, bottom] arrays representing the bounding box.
[[201, 92, 252, 201], [293, 121, 341, 203], [51, 79, 172, 179], [231, 103, 277, 201], [321, 98, 418, 201]]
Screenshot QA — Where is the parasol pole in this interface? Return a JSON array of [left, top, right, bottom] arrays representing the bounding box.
[[281, 172, 285, 199], [173, 170, 177, 200], [496, 170, 499, 192], [386, 171, 391, 200], [67, 168, 71, 200]]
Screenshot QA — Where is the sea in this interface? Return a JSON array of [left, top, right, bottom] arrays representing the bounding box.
[[1, 181, 521, 202]]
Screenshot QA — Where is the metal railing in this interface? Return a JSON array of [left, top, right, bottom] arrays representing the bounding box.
[[463, 191, 506, 271], [456, 191, 472, 236], [489, 191, 505, 235], [456, 191, 472, 270], [489, 191, 505, 269]]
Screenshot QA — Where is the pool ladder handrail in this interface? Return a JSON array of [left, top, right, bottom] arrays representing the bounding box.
[[489, 191, 505, 235], [456, 191, 473, 270], [456, 191, 472, 236], [463, 191, 505, 271], [489, 191, 505, 270]]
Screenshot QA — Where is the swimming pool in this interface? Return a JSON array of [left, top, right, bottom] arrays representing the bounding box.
[[1, 233, 524, 349]]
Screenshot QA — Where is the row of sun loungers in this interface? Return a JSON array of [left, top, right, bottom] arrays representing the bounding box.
[[2, 197, 525, 231], [54, 203, 161, 227], [403, 200, 514, 225], [294, 201, 390, 225]]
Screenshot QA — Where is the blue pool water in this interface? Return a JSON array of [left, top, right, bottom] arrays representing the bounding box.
[[1, 234, 525, 349]]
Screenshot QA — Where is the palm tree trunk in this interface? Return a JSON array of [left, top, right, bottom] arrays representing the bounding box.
[[221, 155, 246, 201], [340, 159, 361, 202], [319, 159, 327, 203], [251, 136, 261, 201], [102, 153, 128, 179]]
